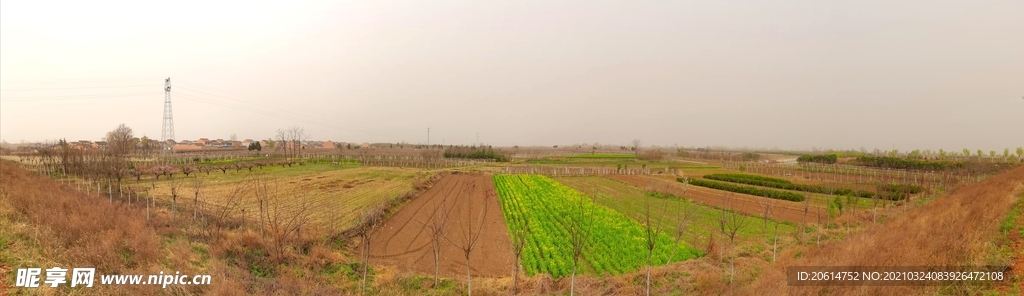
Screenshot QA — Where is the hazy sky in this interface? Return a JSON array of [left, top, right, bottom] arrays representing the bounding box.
[[1, 0, 1021, 151]]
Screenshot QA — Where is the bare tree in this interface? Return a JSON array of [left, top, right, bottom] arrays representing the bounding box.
[[130, 167, 143, 181], [106, 123, 134, 156], [257, 176, 313, 260], [760, 199, 782, 262], [212, 178, 250, 230], [442, 184, 490, 296], [509, 218, 530, 294], [668, 174, 693, 263], [357, 205, 384, 295], [668, 202, 697, 263], [632, 139, 642, 157], [192, 176, 203, 221], [105, 124, 133, 202], [181, 164, 194, 177], [642, 189, 670, 296], [276, 126, 310, 159], [566, 189, 595, 296], [419, 179, 457, 288], [170, 175, 180, 223], [717, 192, 751, 284]]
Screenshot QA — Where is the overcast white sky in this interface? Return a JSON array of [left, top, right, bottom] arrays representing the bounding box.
[[1, 0, 1021, 151]]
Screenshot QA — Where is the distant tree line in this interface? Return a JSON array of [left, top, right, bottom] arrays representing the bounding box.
[[442, 145, 508, 162], [796, 154, 838, 164]]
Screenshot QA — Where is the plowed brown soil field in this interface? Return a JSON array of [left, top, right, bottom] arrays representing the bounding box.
[[367, 174, 514, 277]]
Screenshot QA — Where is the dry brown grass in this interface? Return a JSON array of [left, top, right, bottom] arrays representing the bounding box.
[[0, 160, 167, 294], [0, 164, 160, 273], [145, 167, 417, 232], [1, 160, 386, 295], [740, 164, 1024, 295]]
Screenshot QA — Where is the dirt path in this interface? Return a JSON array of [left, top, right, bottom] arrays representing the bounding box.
[[367, 174, 514, 277], [608, 175, 824, 224]]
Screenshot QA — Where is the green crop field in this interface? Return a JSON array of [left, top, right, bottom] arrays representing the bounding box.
[[554, 176, 797, 241], [494, 174, 702, 277]]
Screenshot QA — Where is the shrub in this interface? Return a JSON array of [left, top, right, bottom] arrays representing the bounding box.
[[679, 178, 805, 202], [703, 173, 874, 198], [442, 145, 508, 162], [796, 154, 838, 164]]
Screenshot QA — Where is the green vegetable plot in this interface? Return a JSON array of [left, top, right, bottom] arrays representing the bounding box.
[[494, 174, 701, 277]]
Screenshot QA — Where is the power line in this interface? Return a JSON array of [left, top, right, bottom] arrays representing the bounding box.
[[173, 81, 417, 140], [172, 92, 362, 133], [0, 92, 162, 102], [0, 84, 160, 91], [0, 77, 154, 83], [174, 82, 357, 128]]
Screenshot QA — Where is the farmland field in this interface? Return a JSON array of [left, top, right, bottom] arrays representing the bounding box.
[[368, 174, 513, 277], [144, 164, 420, 231], [703, 173, 875, 198], [609, 175, 825, 223], [553, 176, 797, 241], [493, 174, 702, 277], [684, 178, 806, 202]]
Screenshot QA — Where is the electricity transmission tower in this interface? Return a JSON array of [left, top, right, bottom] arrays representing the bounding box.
[[161, 77, 175, 153]]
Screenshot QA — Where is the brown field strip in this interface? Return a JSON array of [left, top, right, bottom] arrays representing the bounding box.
[[367, 174, 514, 277]]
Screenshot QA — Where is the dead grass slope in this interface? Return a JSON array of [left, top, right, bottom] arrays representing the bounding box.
[[0, 160, 165, 294], [743, 164, 1024, 295]]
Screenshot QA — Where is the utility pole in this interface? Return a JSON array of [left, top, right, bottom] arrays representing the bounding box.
[[161, 77, 175, 154], [476, 133, 479, 146], [427, 128, 430, 146]]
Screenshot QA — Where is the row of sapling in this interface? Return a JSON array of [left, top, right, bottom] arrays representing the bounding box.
[[717, 192, 752, 284], [668, 175, 696, 263], [416, 177, 457, 288], [31, 124, 136, 202], [441, 184, 492, 296], [641, 181, 671, 296], [759, 199, 782, 262], [566, 187, 595, 296]]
